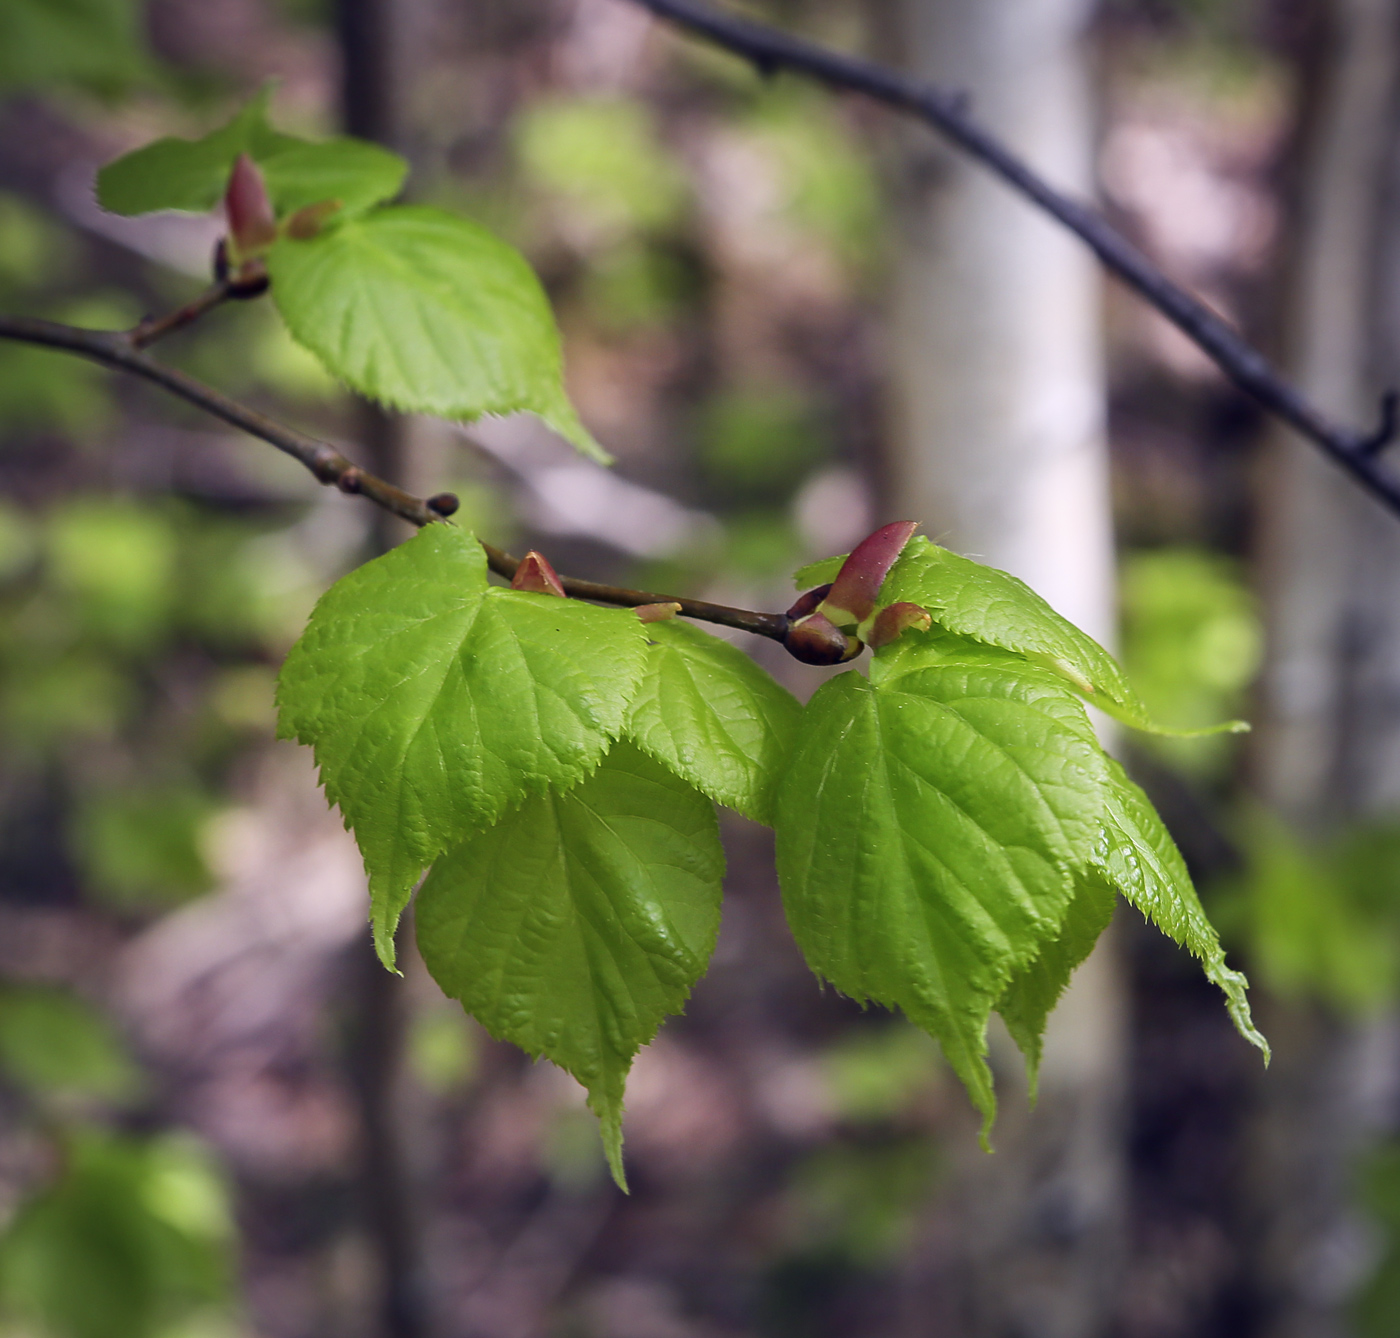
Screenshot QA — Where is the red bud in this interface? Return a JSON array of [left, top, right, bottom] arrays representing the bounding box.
[[784, 611, 862, 666], [820, 521, 918, 626], [867, 601, 932, 649], [636, 601, 682, 623], [225, 153, 276, 260], [511, 551, 566, 597]]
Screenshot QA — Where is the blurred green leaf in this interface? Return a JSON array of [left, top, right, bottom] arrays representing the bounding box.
[[0, 0, 149, 96], [516, 97, 688, 240], [1223, 812, 1400, 1014], [0, 500, 38, 581], [822, 1023, 939, 1123], [0, 194, 74, 293], [46, 500, 176, 651], [780, 1137, 936, 1267], [698, 387, 829, 501], [581, 242, 691, 333], [0, 1131, 235, 1338], [0, 987, 141, 1103], [0, 651, 131, 751], [1353, 1143, 1400, 1337], [743, 87, 880, 268], [0, 344, 112, 436], [1120, 548, 1261, 777], [71, 785, 216, 911], [407, 1007, 478, 1095]]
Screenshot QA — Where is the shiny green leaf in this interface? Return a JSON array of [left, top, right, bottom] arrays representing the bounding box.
[[276, 524, 648, 966], [775, 666, 1108, 1131], [416, 743, 724, 1188], [267, 204, 605, 461], [1098, 758, 1267, 1060], [625, 619, 801, 823]]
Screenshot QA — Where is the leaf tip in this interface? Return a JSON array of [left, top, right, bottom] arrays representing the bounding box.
[[591, 1103, 629, 1193]]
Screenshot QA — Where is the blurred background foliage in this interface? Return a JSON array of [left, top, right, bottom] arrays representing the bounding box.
[[0, 0, 1399, 1334]]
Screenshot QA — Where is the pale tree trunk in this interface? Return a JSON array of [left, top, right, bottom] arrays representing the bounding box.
[[882, 1, 1125, 1334], [1251, 1, 1400, 1333]]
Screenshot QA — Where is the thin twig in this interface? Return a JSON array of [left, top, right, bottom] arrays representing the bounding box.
[[0, 313, 790, 642], [127, 280, 234, 349], [627, 0, 1400, 517]]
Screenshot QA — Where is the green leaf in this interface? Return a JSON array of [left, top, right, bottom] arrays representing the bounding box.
[[792, 553, 843, 591], [1097, 757, 1268, 1061], [257, 140, 407, 217], [624, 619, 801, 824], [97, 89, 405, 218], [775, 666, 1109, 1132], [0, 986, 142, 1102], [881, 537, 1246, 738], [267, 204, 606, 461], [275, 524, 648, 966], [0, 1131, 233, 1338], [416, 742, 724, 1189], [0, 0, 148, 96], [994, 871, 1115, 1099]]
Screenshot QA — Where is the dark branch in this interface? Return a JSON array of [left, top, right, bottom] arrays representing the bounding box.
[[627, 0, 1400, 518], [1361, 390, 1399, 457], [0, 313, 790, 642], [127, 280, 234, 349]]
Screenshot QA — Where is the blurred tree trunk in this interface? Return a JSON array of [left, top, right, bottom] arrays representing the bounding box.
[[879, 1, 1125, 1334], [336, 2, 429, 1336], [1252, 0, 1400, 1333]]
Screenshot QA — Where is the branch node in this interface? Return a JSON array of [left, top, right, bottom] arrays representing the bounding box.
[[337, 466, 365, 495], [1360, 390, 1400, 456]]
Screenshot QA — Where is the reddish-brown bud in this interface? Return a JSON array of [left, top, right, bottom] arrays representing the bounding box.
[[820, 521, 918, 626], [635, 601, 682, 623], [784, 611, 862, 666], [867, 601, 933, 649], [224, 153, 277, 259], [283, 198, 342, 241], [426, 492, 460, 517], [785, 583, 833, 621], [511, 551, 566, 597]]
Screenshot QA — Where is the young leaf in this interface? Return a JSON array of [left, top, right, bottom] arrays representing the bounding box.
[[415, 742, 724, 1189], [275, 524, 648, 967], [994, 871, 1116, 1099], [1097, 757, 1268, 1061], [882, 537, 1246, 738], [257, 140, 405, 218], [625, 619, 802, 824], [267, 205, 606, 462], [97, 89, 405, 218], [775, 666, 1109, 1131], [791, 553, 843, 591]]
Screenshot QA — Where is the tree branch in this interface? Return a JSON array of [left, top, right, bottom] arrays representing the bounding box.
[[0, 313, 790, 642], [626, 0, 1400, 518], [127, 279, 235, 349]]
